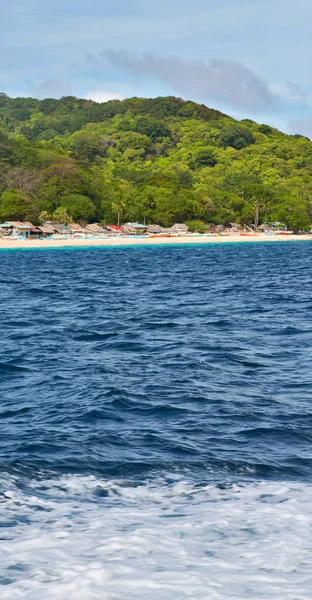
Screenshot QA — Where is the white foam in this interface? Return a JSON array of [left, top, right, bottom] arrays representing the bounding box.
[[1, 475, 312, 599]]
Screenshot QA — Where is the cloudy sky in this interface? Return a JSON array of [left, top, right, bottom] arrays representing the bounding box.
[[1, 0, 311, 135]]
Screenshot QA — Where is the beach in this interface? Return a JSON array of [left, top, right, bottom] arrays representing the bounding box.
[[1, 233, 311, 250]]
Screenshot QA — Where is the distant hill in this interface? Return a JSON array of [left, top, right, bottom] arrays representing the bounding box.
[[0, 93, 311, 231]]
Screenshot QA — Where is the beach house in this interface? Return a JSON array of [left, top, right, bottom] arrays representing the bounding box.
[[122, 222, 148, 235], [69, 223, 84, 233], [38, 225, 55, 237], [49, 223, 72, 235], [147, 224, 163, 234], [170, 223, 189, 234], [105, 225, 124, 234], [10, 221, 37, 238], [84, 224, 104, 235]]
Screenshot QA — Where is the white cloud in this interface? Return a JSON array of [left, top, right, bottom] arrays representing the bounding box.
[[100, 50, 276, 112], [85, 90, 124, 102], [269, 81, 306, 106], [1, 0, 312, 129]]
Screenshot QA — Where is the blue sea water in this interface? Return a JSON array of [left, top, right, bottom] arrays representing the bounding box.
[[1, 242, 312, 599]]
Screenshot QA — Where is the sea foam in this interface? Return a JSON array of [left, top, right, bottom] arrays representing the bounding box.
[[1, 474, 312, 599]]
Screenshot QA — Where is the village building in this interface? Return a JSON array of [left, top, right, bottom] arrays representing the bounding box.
[[147, 224, 163, 234], [37, 225, 55, 237], [170, 223, 189, 234], [49, 224, 72, 235], [10, 221, 36, 237], [105, 225, 124, 235], [228, 222, 242, 232], [84, 223, 104, 234], [69, 223, 84, 233], [28, 227, 42, 238], [0, 221, 43, 238], [258, 222, 287, 232], [122, 222, 148, 235]]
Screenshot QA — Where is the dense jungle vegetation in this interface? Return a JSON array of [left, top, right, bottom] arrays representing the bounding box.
[[0, 93, 311, 231]]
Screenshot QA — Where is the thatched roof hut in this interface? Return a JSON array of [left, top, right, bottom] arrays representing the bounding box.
[[123, 222, 147, 235], [51, 224, 72, 234], [69, 223, 83, 232], [147, 224, 163, 234], [85, 223, 103, 234], [38, 225, 55, 236], [170, 223, 189, 232]]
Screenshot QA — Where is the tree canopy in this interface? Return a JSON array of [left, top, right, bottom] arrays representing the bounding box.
[[0, 94, 311, 230]]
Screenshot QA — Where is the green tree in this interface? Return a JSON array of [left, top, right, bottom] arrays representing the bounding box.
[[219, 125, 255, 150], [258, 124, 273, 135], [0, 190, 31, 220], [186, 219, 208, 233], [53, 207, 71, 224], [60, 194, 96, 223], [112, 199, 126, 226], [268, 197, 310, 233], [72, 133, 110, 161], [190, 147, 217, 168], [38, 210, 51, 224], [135, 116, 171, 142]]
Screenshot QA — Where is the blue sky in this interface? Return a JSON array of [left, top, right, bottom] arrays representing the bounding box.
[[1, 0, 311, 135]]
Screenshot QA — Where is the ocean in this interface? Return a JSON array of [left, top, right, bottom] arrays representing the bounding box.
[[1, 242, 312, 599]]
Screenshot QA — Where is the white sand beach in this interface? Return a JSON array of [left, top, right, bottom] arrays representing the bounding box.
[[0, 233, 311, 250]]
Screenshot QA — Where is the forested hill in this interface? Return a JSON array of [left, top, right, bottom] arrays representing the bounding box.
[[0, 93, 311, 230]]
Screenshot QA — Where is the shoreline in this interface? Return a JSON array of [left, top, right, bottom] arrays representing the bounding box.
[[0, 233, 311, 251]]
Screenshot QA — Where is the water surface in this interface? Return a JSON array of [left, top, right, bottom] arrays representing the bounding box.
[[1, 242, 312, 599]]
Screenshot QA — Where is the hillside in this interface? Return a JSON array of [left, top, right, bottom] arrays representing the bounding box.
[[0, 93, 311, 230]]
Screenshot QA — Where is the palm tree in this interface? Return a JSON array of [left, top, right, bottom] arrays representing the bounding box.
[[112, 199, 125, 227]]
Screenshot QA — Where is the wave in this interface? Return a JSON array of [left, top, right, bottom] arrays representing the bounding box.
[[1, 473, 312, 599]]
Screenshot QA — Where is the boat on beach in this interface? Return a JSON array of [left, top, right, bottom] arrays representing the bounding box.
[[239, 233, 258, 237]]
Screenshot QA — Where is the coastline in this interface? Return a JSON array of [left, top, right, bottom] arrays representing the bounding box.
[[0, 233, 311, 251]]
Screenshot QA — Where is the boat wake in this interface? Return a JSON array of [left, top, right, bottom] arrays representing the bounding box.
[[1, 473, 312, 599]]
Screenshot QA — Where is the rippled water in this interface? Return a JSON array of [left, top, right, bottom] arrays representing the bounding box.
[[1, 242, 312, 599]]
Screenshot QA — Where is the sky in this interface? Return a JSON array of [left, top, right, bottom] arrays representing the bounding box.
[[1, 0, 312, 135]]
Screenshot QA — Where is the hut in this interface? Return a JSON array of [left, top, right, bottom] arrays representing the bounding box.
[[122, 222, 148, 235], [84, 223, 104, 234], [38, 225, 55, 237], [28, 227, 41, 238], [170, 223, 189, 234], [10, 221, 35, 238], [229, 222, 242, 231], [258, 223, 275, 232], [258, 222, 287, 232], [105, 225, 124, 235], [50, 224, 72, 235], [69, 223, 84, 233], [147, 224, 163, 234]]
